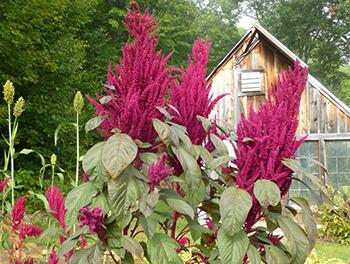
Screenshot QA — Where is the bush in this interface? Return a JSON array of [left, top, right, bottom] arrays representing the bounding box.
[[318, 186, 350, 245]]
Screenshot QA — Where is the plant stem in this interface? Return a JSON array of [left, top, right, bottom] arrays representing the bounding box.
[[75, 112, 79, 187], [8, 103, 14, 206], [51, 164, 55, 186]]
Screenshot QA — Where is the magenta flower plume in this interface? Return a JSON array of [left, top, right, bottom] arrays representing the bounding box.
[[45, 186, 66, 230], [48, 246, 59, 264], [88, 3, 176, 143], [19, 224, 43, 241], [0, 177, 10, 193], [79, 207, 104, 234], [170, 39, 227, 145], [147, 152, 174, 192], [234, 60, 308, 230], [12, 196, 27, 230]]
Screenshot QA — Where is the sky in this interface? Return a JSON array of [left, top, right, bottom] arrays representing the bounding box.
[[237, 14, 256, 30]]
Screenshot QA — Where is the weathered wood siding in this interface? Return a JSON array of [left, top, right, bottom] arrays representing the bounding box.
[[209, 37, 350, 136]]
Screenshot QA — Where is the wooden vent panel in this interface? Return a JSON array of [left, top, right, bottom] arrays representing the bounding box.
[[240, 71, 263, 93]]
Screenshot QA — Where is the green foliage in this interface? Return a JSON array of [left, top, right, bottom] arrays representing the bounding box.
[[318, 186, 350, 245]]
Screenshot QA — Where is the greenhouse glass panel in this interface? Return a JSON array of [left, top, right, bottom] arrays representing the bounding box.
[[325, 141, 350, 190], [289, 141, 320, 202]]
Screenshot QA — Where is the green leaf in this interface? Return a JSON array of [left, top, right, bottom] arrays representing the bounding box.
[[139, 152, 158, 165], [82, 142, 107, 190], [28, 191, 49, 211], [197, 115, 212, 132], [218, 229, 249, 264], [172, 146, 202, 190], [186, 217, 212, 241], [208, 155, 231, 170], [122, 235, 144, 259], [99, 95, 112, 104], [210, 134, 228, 155], [59, 227, 88, 258], [265, 245, 290, 264], [153, 118, 171, 145], [247, 244, 261, 264], [159, 189, 194, 219], [291, 197, 317, 249], [282, 158, 328, 196], [277, 215, 309, 264], [140, 192, 159, 218], [220, 186, 252, 236], [65, 182, 99, 229], [254, 180, 281, 207], [147, 233, 182, 264], [90, 192, 110, 215], [108, 167, 147, 223], [54, 122, 77, 146], [85, 116, 107, 133], [102, 133, 137, 179], [140, 215, 157, 239], [166, 198, 194, 219]]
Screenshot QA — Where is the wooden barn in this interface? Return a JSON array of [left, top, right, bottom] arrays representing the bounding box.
[[208, 25, 350, 197]]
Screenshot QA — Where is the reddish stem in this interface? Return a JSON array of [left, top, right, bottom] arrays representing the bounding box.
[[170, 211, 178, 239]]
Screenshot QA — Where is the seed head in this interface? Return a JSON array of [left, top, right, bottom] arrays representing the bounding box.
[[13, 97, 25, 117], [51, 153, 57, 166], [74, 91, 84, 114], [3, 80, 15, 105]]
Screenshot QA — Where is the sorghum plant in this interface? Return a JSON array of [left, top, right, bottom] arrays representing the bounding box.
[[47, 3, 319, 264]]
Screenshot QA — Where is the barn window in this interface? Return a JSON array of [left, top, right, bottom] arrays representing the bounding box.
[[240, 70, 264, 93], [325, 140, 350, 190]]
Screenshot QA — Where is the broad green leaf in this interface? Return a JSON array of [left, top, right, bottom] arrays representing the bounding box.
[[291, 197, 317, 249], [69, 244, 102, 264], [139, 152, 158, 165], [282, 158, 328, 196], [210, 134, 228, 155], [277, 215, 309, 264], [99, 95, 112, 104], [220, 186, 252, 236], [265, 245, 290, 264], [166, 198, 194, 219], [140, 215, 157, 239], [159, 189, 194, 219], [90, 192, 110, 215], [140, 192, 159, 218], [197, 115, 212, 132], [134, 139, 152, 149], [247, 244, 261, 264], [254, 180, 281, 207], [122, 235, 144, 259], [82, 142, 107, 190], [218, 229, 249, 264], [108, 167, 147, 223], [59, 227, 88, 257], [147, 233, 182, 264], [172, 146, 201, 190], [28, 191, 49, 211], [153, 118, 171, 145], [186, 216, 212, 241], [85, 116, 107, 133], [102, 133, 137, 179], [169, 124, 192, 149], [65, 182, 99, 229], [208, 155, 231, 170]]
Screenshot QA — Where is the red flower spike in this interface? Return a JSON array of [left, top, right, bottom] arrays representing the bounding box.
[[19, 224, 43, 241], [48, 246, 59, 264], [45, 186, 66, 231], [234, 60, 308, 230], [0, 177, 10, 193], [12, 196, 27, 230], [79, 207, 104, 234], [88, 4, 176, 143], [147, 152, 174, 192], [170, 39, 227, 145]]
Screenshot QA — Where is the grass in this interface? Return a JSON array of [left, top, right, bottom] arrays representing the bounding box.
[[308, 241, 350, 263]]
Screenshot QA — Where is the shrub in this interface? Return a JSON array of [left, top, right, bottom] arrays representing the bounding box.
[[319, 186, 350, 245]]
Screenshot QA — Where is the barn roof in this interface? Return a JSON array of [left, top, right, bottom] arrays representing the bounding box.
[[207, 24, 350, 117]]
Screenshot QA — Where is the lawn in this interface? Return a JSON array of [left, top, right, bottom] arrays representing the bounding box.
[[307, 241, 350, 263]]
